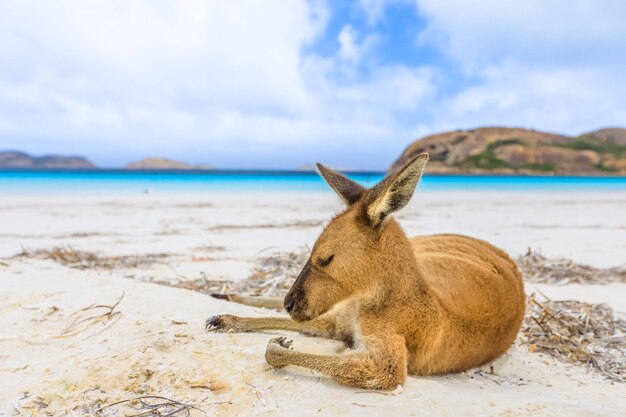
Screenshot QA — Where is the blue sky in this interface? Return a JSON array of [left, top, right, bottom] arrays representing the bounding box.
[[0, 0, 625, 169]]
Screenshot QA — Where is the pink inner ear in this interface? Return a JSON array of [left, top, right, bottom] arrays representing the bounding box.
[[365, 154, 428, 225]]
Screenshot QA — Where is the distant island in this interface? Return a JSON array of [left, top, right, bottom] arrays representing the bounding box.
[[0, 151, 95, 169], [2, 127, 625, 175], [126, 158, 211, 170], [391, 127, 626, 175], [0, 152, 209, 170]]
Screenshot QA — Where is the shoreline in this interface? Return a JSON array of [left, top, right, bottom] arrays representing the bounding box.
[[2, 167, 626, 178]]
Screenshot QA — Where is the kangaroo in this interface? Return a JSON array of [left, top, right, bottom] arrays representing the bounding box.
[[206, 153, 525, 390]]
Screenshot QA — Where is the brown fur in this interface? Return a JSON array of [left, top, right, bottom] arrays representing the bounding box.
[[206, 153, 525, 389]]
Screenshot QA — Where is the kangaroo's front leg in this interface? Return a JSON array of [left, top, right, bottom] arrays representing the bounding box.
[[205, 315, 335, 338], [265, 334, 407, 390]]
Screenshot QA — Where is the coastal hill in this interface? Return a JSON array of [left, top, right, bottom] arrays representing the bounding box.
[[0, 151, 95, 169], [126, 157, 210, 170], [390, 127, 626, 175]]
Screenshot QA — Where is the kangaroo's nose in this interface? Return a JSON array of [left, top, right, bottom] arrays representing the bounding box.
[[284, 299, 295, 313]]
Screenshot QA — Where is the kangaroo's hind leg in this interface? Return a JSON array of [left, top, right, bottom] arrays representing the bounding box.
[[210, 294, 284, 310]]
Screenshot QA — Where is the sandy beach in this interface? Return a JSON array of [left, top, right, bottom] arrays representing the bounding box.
[[1, 190, 625, 416]]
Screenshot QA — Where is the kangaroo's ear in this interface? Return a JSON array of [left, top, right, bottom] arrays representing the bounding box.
[[365, 153, 429, 227], [316, 163, 366, 206]]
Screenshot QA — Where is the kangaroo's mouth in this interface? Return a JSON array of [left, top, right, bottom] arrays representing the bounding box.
[[288, 297, 338, 323], [285, 297, 312, 322], [288, 308, 312, 322]]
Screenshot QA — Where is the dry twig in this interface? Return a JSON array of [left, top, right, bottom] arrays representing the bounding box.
[[520, 293, 625, 382], [12, 246, 170, 270], [233, 247, 309, 297], [149, 247, 308, 298], [517, 249, 626, 285], [55, 293, 125, 339], [95, 395, 203, 417]]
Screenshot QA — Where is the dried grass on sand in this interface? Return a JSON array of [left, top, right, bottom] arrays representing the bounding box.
[[517, 249, 626, 285], [521, 294, 625, 383], [13, 246, 169, 270], [150, 247, 309, 297]]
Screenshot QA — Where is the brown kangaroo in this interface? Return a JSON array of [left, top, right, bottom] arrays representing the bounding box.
[[206, 153, 525, 390]]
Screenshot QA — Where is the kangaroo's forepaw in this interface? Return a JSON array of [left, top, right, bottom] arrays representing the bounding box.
[[265, 337, 293, 368], [205, 314, 244, 333]]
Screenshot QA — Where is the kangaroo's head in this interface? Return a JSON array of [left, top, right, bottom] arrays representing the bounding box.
[[284, 153, 429, 321]]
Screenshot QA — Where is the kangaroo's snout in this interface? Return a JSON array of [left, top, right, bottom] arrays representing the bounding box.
[[284, 260, 311, 321]]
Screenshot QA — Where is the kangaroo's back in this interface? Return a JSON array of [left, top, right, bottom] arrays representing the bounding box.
[[406, 234, 525, 373]]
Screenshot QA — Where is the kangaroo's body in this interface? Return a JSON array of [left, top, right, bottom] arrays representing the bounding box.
[[387, 232, 523, 376], [206, 154, 525, 389]]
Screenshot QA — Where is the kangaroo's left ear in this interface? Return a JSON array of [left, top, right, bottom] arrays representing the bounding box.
[[316, 163, 366, 206], [365, 153, 429, 227]]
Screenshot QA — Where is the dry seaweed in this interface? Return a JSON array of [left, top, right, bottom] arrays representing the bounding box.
[[192, 244, 227, 253], [149, 277, 233, 296], [520, 293, 625, 382], [12, 246, 170, 270], [56, 293, 125, 339], [149, 247, 308, 297], [517, 248, 626, 285], [228, 246, 309, 297], [207, 220, 322, 232], [95, 395, 204, 417]]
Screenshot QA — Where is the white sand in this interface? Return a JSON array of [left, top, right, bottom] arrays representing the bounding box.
[[1, 191, 625, 416]]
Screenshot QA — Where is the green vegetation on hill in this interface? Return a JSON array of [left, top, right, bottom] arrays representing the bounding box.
[[560, 135, 626, 156], [466, 138, 543, 171], [520, 163, 556, 172], [486, 139, 522, 152], [593, 163, 619, 172], [391, 127, 626, 175], [466, 151, 510, 170], [464, 136, 620, 173]]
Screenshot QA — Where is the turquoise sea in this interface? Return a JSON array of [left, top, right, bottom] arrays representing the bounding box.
[[1, 170, 626, 195]]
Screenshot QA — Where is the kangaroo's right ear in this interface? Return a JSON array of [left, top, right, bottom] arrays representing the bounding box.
[[316, 163, 366, 206], [364, 153, 429, 227]]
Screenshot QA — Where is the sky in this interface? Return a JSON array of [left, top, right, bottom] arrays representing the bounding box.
[[0, 0, 625, 170]]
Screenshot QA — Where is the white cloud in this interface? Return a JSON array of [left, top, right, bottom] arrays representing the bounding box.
[[430, 64, 626, 134], [338, 25, 361, 63], [0, 1, 323, 146], [410, 0, 626, 135], [357, 0, 416, 26], [0, 1, 624, 169], [415, 0, 626, 69], [358, 0, 390, 26], [0, 0, 437, 169], [337, 24, 378, 67]]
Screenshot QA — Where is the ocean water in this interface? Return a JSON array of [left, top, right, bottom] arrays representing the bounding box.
[[1, 170, 626, 195]]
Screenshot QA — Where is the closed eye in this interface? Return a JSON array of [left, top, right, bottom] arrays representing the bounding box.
[[318, 254, 334, 267]]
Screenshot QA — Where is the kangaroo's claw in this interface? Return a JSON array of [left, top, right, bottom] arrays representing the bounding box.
[[210, 294, 232, 301], [269, 336, 293, 349], [205, 314, 246, 333]]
